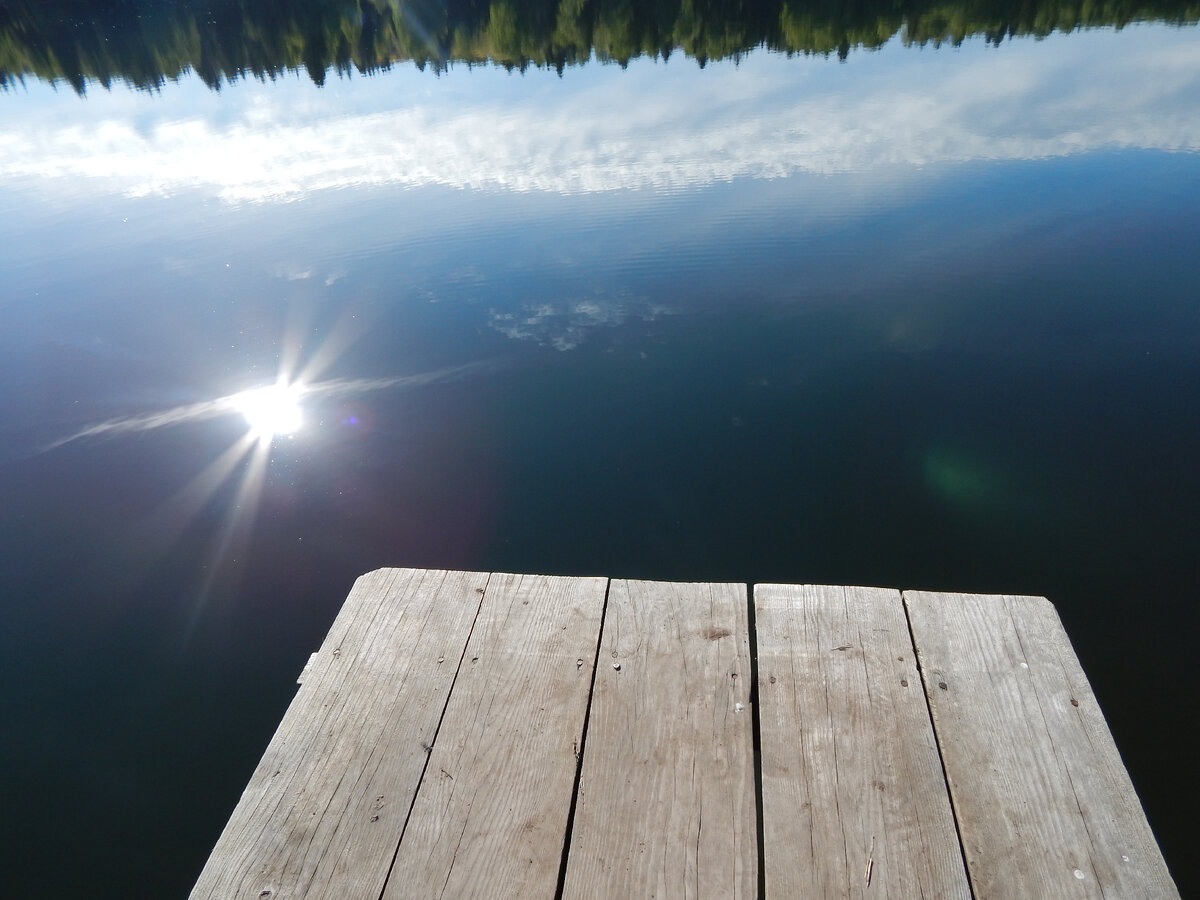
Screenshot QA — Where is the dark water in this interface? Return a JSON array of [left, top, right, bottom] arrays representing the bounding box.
[[2, 4, 1199, 896]]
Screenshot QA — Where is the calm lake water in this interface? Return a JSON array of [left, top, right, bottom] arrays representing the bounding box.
[[2, 1, 1199, 895]]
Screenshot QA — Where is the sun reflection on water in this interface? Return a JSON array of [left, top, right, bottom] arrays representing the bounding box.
[[232, 381, 305, 442]]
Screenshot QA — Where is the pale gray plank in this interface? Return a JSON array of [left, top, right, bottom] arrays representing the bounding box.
[[296, 651, 318, 685], [755, 583, 971, 899], [561, 580, 757, 900], [905, 591, 1178, 899], [190, 567, 488, 900], [382, 572, 607, 900]]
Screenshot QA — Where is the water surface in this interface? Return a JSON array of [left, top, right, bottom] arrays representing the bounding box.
[[2, 5, 1199, 896]]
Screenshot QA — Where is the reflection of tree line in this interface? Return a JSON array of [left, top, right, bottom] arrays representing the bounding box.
[[1, 0, 1196, 91]]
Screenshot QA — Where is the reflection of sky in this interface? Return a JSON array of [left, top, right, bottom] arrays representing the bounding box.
[[1, 23, 1200, 900], [1, 27, 1198, 201]]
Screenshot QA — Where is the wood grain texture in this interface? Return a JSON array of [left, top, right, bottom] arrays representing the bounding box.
[[560, 580, 757, 900], [194, 573, 1177, 900], [382, 572, 607, 900], [904, 591, 1178, 899], [755, 583, 971, 899], [190, 567, 489, 900]]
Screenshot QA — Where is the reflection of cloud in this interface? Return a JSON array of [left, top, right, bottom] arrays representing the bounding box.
[[2, 28, 1198, 201], [45, 362, 498, 450], [271, 261, 315, 281], [47, 397, 241, 448], [489, 295, 667, 349]]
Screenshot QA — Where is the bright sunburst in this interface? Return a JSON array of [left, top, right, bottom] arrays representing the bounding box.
[[232, 382, 304, 440]]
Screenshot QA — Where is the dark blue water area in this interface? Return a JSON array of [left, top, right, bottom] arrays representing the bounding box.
[[1, 148, 1199, 895]]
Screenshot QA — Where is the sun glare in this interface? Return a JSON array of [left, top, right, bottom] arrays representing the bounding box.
[[233, 383, 304, 439]]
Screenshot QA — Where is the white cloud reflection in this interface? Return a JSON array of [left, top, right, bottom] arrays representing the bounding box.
[[44, 363, 495, 451], [2, 27, 1198, 202], [489, 293, 669, 350]]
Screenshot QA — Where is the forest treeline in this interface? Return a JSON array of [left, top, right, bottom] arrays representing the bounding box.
[[1, 0, 1197, 92]]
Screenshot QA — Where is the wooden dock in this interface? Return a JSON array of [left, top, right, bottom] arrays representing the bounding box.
[[191, 569, 1177, 899]]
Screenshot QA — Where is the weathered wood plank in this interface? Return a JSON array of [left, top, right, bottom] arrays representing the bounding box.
[[190, 567, 488, 900], [561, 580, 757, 899], [755, 583, 971, 899], [381, 572, 607, 899], [195, 573, 1178, 900], [904, 591, 1178, 899]]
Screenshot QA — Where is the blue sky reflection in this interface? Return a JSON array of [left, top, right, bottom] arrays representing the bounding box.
[[2, 28, 1198, 202]]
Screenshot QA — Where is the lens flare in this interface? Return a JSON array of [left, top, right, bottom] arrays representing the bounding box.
[[233, 383, 304, 439]]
